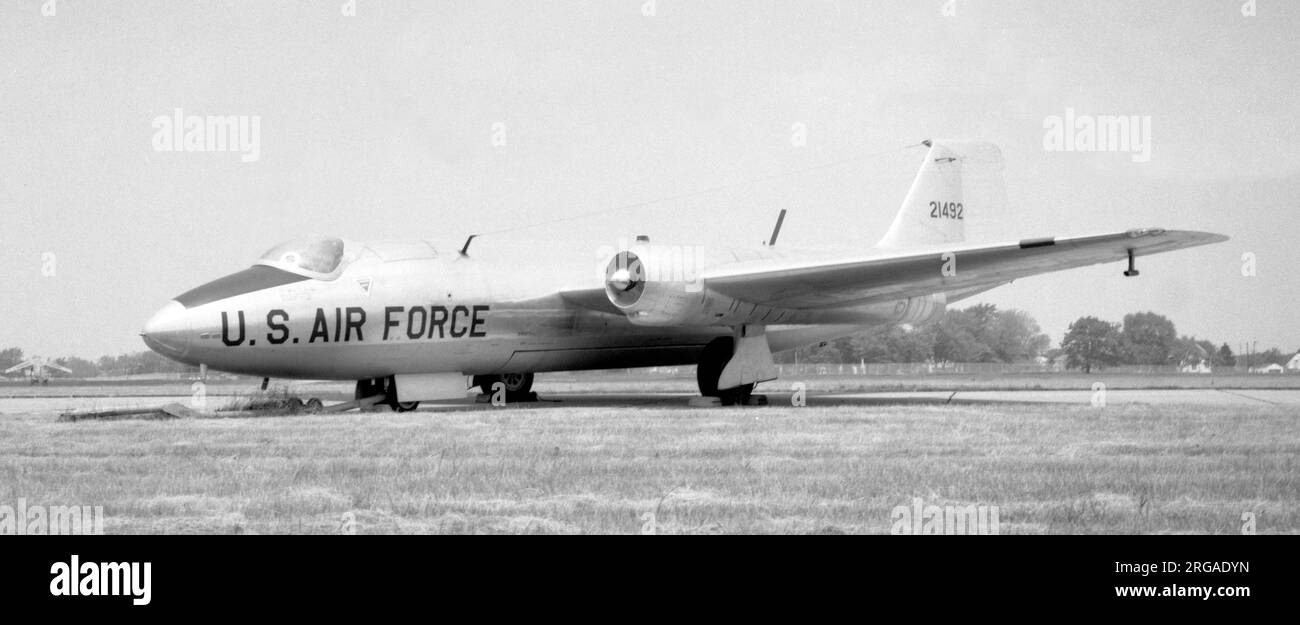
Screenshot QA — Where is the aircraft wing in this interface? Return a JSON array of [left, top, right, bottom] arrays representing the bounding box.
[[4, 360, 34, 374], [46, 362, 73, 374], [701, 229, 1227, 310]]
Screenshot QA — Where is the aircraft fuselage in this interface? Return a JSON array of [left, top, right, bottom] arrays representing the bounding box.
[[141, 237, 925, 380]]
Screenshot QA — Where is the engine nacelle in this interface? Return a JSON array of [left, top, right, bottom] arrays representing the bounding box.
[[604, 246, 740, 326], [892, 292, 946, 326], [602, 245, 948, 327]]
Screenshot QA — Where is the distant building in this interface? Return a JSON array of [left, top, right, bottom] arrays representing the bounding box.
[[1287, 353, 1300, 371], [1178, 342, 1210, 373], [1255, 363, 1285, 374]]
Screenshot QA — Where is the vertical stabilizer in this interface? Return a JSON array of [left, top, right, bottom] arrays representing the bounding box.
[[877, 141, 965, 249]]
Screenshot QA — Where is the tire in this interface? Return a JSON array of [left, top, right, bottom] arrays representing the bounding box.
[[720, 383, 754, 406], [696, 337, 753, 404], [475, 373, 534, 398], [367, 375, 419, 412], [500, 372, 533, 393], [305, 397, 324, 412], [696, 337, 733, 397]]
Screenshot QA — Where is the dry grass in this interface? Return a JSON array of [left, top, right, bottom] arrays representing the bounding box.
[[1, 401, 1297, 534]]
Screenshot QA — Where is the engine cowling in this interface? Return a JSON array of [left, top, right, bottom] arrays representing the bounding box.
[[604, 247, 729, 326], [602, 245, 948, 328], [892, 292, 946, 326]]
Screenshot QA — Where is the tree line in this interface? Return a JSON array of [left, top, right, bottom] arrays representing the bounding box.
[[777, 304, 1052, 365], [777, 305, 1292, 373], [0, 347, 196, 378], [1059, 312, 1289, 373]]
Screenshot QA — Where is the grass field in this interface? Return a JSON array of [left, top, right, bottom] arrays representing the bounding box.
[[2, 397, 1296, 534], [4, 369, 1299, 399]]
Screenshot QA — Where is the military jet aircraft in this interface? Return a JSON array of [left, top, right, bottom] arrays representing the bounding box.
[[141, 141, 1227, 409], [4, 356, 73, 385]]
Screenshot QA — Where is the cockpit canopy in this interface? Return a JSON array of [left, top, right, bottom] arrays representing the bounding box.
[[255, 235, 349, 280]]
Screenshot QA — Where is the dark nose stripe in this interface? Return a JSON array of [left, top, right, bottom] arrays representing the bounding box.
[[174, 266, 309, 308]]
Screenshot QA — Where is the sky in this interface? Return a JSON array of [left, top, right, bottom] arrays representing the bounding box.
[[1, 0, 1297, 360]]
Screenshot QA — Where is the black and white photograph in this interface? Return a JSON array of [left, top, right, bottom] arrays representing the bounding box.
[[0, 0, 1295, 611]]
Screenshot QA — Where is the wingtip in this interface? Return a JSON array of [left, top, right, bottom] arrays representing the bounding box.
[[1186, 230, 1231, 245], [1150, 228, 1230, 245]]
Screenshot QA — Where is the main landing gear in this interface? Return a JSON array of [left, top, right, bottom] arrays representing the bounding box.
[[696, 325, 778, 406], [696, 337, 754, 406]]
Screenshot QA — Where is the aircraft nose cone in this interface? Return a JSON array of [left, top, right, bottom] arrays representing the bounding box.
[[141, 301, 190, 358]]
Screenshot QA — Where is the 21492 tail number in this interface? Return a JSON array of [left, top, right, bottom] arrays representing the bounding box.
[[929, 201, 963, 219]]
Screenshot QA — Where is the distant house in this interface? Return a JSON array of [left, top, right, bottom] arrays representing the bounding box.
[[1177, 342, 1211, 373], [1256, 363, 1285, 374], [1287, 353, 1300, 371]]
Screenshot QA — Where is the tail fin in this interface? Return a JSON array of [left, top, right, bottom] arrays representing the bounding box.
[[876, 141, 965, 249]]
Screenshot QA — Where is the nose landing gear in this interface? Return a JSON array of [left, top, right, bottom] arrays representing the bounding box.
[[355, 376, 420, 412], [472, 372, 536, 403]]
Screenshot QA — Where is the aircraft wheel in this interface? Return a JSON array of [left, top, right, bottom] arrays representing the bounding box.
[[287, 397, 305, 412], [475, 372, 534, 400], [696, 337, 753, 404], [719, 384, 754, 406], [306, 397, 324, 413], [696, 337, 732, 397], [500, 372, 533, 393], [372, 375, 418, 412]]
